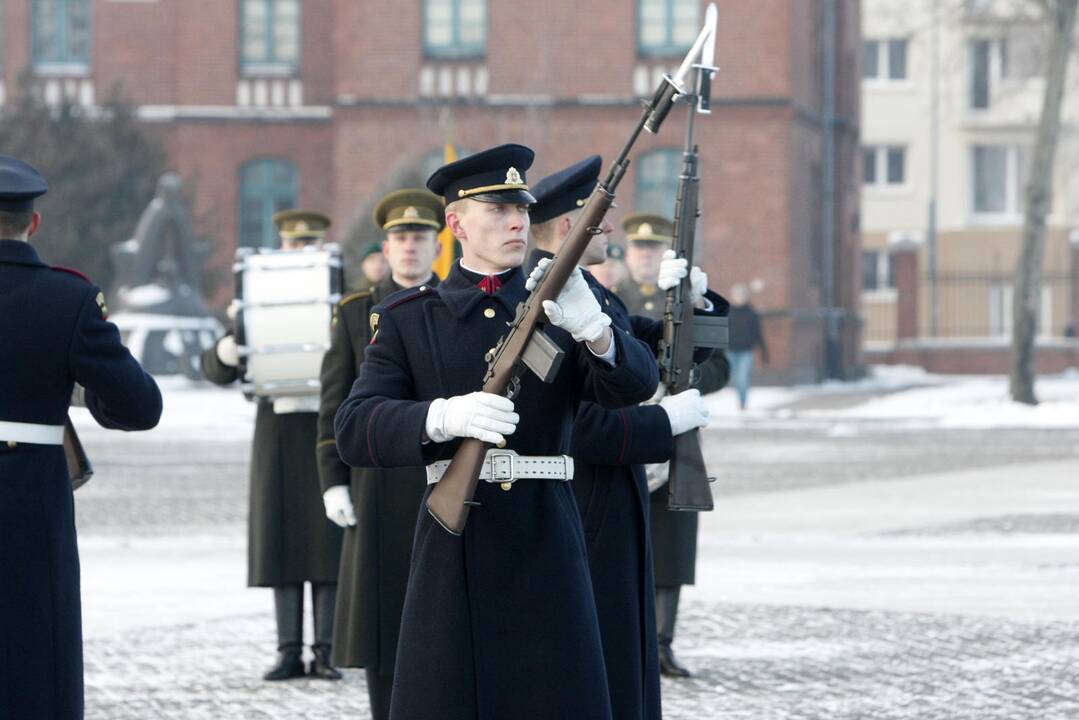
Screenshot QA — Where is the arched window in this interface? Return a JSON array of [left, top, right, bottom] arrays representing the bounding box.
[[419, 147, 474, 185], [239, 158, 298, 249], [32, 0, 91, 68], [635, 149, 681, 215]]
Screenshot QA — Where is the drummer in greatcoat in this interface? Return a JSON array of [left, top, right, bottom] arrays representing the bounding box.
[[201, 210, 343, 681]]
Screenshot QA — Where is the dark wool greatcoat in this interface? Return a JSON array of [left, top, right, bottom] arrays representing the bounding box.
[[333, 262, 659, 720], [201, 338, 341, 587], [616, 280, 730, 587], [0, 239, 162, 720], [316, 274, 436, 672], [538, 251, 724, 720]]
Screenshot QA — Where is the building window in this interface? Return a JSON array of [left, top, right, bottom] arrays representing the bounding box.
[[968, 35, 1038, 109], [862, 250, 894, 292], [638, 0, 700, 57], [971, 144, 1028, 217], [424, 0, 486, 59], [241, 0, 300, 76], [863, 39, 907, 81], [32, 0, 91, 69], [862, 145, 906, 186], [239, 158, 298, 249], [635, 149, 681, 215]]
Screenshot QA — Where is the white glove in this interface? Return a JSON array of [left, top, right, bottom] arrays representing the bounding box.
[[323, 486, 357, 528], [526, 258, 611, 343], [426, 392, 519, 445], [659, 389, 710, 436], [215, 335, 240, 367], [657, 249, 707, 304], [70, 383, 87, 408]]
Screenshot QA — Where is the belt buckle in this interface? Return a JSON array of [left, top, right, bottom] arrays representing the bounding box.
[[488, 451, 516, 491]]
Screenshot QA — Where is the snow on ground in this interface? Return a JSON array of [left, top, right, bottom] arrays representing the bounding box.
[[70, 375, 256, 441], [706, 365, 1079, 429]]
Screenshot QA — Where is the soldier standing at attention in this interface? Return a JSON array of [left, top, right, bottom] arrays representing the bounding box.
[[0, 154, 163, 719], [333, 144, 660, 720], [619, 213, 730, 678], [529, 156, 724, 720], [317, 189, 443, 720], [201, 211, 343, 682]]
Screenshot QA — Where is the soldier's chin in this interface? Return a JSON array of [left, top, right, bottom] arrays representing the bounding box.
[[501, 245, 527, 267]]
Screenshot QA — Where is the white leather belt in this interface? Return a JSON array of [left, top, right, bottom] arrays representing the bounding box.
[[426, 450, 574, 486], [0, 420, 65, 445]]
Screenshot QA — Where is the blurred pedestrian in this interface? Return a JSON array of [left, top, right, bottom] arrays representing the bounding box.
[[727, 283, 768, 410]]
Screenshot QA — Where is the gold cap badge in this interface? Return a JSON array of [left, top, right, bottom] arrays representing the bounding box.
[[403, 206, 420, 219], [638, 222, 653, 236], [505, 167, 524, 185]]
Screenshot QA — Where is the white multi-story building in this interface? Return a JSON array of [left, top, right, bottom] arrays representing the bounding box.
[[861, 0, 1079, 361]]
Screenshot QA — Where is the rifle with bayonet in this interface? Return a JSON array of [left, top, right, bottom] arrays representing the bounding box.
[[424, 8, 722, 536], [657, 3, 727, 511]]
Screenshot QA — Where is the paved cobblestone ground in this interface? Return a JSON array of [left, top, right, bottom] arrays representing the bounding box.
[[72, 408, 1079, 718], [84, 601, 1079, 719]]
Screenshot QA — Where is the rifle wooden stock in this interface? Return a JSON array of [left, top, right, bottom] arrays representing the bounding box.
[[425, 191, 615, 535]]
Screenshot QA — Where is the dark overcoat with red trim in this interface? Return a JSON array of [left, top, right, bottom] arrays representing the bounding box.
[[0, 239, 162, 720], [333, 261, 659, 720], [558, 253, 726, 720]]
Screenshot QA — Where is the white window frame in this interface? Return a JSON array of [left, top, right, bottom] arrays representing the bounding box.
[[862, 38, 909, 84], [861, 249, 897, 301], [968, 36, 1012, 111], [862, 145, 907, 189], [988, 283, 1051, 338], [970, 144, 1025, 224]]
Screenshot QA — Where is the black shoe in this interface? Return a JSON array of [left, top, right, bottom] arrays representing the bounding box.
[[263, 649, 306, 681], [308, 645, 343, 680], [659, 643, 692, 678]]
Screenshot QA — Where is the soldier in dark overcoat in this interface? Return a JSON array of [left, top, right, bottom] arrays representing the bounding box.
[[620, 212, 731, 677], [201, 210, 343, 681], [529, 156, 726, 719], [316, 189, 442, 720], [0, 155, 163, 719], [333, 144, 660, 720]]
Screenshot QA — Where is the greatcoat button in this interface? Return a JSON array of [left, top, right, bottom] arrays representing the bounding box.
[[500, 482, 513, 491], [483, 308, 496, 319], [496, 439, 507, 449], [6, 440, 16, 448]]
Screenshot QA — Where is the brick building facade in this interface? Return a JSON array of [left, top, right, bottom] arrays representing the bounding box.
[[0, 0, 862, 383]]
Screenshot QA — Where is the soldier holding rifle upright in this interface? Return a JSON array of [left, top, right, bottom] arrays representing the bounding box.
[[333, 144, 659, 720], [316, 189, 443, 720], [620, 213, 730, 678], [0, 154, 163, 719], [529, 155, 726, 720]]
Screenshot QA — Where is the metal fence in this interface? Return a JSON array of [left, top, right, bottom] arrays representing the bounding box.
[[919, 273, 1075, 339], [861, 273, 1077, 345]]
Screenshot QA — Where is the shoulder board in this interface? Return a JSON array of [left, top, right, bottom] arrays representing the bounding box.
[[339, 289, 373, 307], [382, 285, 434, 313], [51, 266, 92, 284]]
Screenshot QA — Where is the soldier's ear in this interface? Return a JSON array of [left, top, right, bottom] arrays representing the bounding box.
[[27, 212, 42, 238], [447, 210, 467, 241]]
